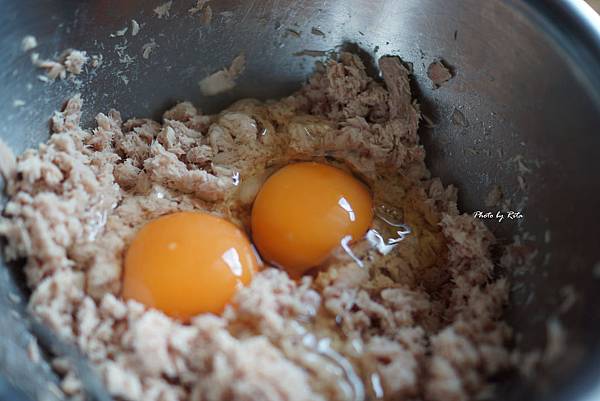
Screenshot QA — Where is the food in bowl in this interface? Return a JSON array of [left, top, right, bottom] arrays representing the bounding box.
[[0, 52, 514, 401]]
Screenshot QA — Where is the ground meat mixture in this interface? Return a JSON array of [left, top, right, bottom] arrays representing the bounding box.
[[21, 35, 38, 52], [426, 59, 453, 88], [0, 53, 513, 401], [32, 49, 90, 81], [199, 54, 246, 96]]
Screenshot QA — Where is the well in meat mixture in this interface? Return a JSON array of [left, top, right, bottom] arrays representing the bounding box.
[[0, 53, 512, 401]]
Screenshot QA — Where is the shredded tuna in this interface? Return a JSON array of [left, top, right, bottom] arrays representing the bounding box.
[[485, 185, 503, 207], [427, 59, 453, 88], [153, 1, 173, 19], [21, 35, 38, 52], [32, 49, 90, 80], [0, 53, 519, 401], [199, 54, 246, 96], [188, 0, 209, 15]]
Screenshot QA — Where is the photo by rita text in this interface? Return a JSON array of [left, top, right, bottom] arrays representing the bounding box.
[[472, 210, 523, 223]]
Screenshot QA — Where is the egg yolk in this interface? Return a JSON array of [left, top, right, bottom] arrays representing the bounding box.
[[122, 212, 259, 320], [251, 162, 373, 277]]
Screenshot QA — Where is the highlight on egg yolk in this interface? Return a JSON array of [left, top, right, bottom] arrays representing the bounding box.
[[122, 212, 259, 320], [251, 162, 373, 278]]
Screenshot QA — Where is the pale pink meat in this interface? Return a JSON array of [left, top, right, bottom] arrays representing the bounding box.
[[0, 52, 525, 401]]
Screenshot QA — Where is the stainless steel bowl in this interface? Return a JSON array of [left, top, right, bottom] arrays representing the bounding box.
[[1, 0, 599, 400]]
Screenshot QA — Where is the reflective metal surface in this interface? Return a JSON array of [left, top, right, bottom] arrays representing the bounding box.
[[0, 0, 599, 400]]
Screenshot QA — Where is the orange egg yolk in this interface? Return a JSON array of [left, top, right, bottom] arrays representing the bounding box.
[[251, 162, 373, 277], [122, 212, 259, 320]]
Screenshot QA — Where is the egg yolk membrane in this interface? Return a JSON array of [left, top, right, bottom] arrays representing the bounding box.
[[251, 162, 374, 277], [122, 212, 259, 320]]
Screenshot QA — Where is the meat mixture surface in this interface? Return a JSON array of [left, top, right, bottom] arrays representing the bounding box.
[[0, 53, 512, 401]]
